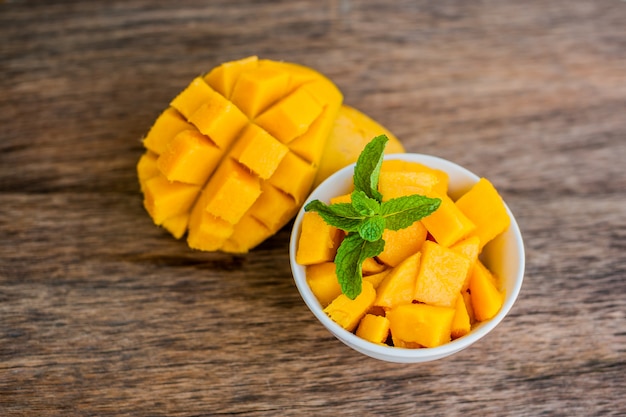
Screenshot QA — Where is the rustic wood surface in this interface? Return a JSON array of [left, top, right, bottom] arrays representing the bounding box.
[[1, 1, 625, 415]]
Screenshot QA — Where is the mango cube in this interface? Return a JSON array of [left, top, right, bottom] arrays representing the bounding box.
[[161, 213, 189, 240], [229, 124, 289, 180], [295, 212, 342, 266], [143, 107, 194, 155], [387, 303, 455, 348], [374, 252, 421, 310], [450, 236, 481, 291], [204, 55, 259, 99], [156, 130, 222, 185], [201, 158, 262, 224], [324, 281, 376, 332], [414, 241, 471, 308], [356, 314, 391, 345], [469, 260, 504, 321], [142, 174, 200, 225], [306, 262, 342, 307], [188, 97, 249, 150], [381, 160, 449, 195], [377, 220, 427, 267], [455, 178, 511, 250], [268, 152, 317, 204], [378, 171, 439, 200], [170, 77, 218, 119], [220, 215, 272, 254], [230, 67, 291, 118], [255, 87, 323, 144], [421, 192, 475, 247], [451, 294, 471, 339], [247, 183, 298, 232], [137, 151, 159, 193]]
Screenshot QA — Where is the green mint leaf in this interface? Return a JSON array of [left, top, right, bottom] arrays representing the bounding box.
[[380, 194, 442, 231], [304, 200, 364, 232], [357, 216, 386, 242], [351, 190, 380, 216], [335, 233, 385, 299], [353, 135, 388, 202]]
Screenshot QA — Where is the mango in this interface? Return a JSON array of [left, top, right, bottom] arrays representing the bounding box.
[[376, 220, 427, 267], [374, 252, 421, 310], [295, 212, 343, 266], [324, 281, 376, 332], [414, 241, 472, 308], [451, 294, 471, 339], [420, 192, 475, 247], [469, 260, 504, 321], [356, 314, 391, 345], [306, 262, 342, 307], [387, 303, 455, 348], [455, 178, 511, 250]]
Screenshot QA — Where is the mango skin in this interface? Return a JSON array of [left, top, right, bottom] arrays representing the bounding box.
[[314, 105, 405, 187]]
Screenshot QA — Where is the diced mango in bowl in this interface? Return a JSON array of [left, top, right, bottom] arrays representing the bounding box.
[[296, 142, 511, 349]]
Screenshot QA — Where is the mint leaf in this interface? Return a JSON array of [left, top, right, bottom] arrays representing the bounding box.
[[380, 194, 441, 230], [304, 199, 364, 232], [353, 135, 388, 202], [358, 216, 385, 242], [335, 233, 385, 299], [351, 190, 380, 216]]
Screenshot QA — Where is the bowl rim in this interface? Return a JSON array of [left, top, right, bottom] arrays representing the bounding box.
[[289, 153, 525, 363]]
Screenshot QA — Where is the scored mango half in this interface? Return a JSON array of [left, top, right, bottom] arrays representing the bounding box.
[[137, 56, 404, 253]]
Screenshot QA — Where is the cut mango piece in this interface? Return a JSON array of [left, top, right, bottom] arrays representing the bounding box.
[[324, 281, 376, 332], [247, 182, 298, 232], [306, 262, 342, 307], [356, 314, 390, 345], [255, 87, 323, 144], [161, 213, 189, 240], [221, 215, 272, 254], [229, 124, 289, 180], [295, 212, 342, 265], [315, 105, 404, 187], [455, 178, 511, 250], [143, 107, 195, 155], [268, 152, 317, 204], [329, 193, 352, 205], [381, 160, 449, 195], [377, 220, 427, 267], [374, 252, 421, 310], [230, 67, 291, 118], [142, 174, 200, 226], [421, 192, 475, 247], [362, 257, 387, 275], [451, 294, 471, 339], [450, 236, 481, 291], [414, 241, 471, 308], [387, 303, 455, 348], [201, 158, 262, 224], [362, 269, 391, 290], [156, 130, 222, 185], [204, 55, 259, 99], [378, 171, 439, 200], [469, 260, 504, 321], [187, 97, 248, 150], [170, 76, 217, 119], [137, 151, 159, 193]]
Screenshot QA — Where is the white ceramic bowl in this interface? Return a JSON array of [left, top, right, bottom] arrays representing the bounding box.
[[289, 153, 525, 363]]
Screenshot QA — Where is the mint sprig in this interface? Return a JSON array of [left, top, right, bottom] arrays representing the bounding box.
[[304, 135, 442, 299]]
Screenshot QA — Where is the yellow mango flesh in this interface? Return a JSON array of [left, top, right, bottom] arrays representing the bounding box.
[[374, 252, 421, 310], [324, 281, 376, 332], [420, 192, 476, 247], [376, 221, 427, 267], [295, 212, 342, 266], [414, 240, 471, 308], [138, 56, 349, 253], [469, 260, 504, 321], [356, 314, 391, 345], [451, 294, 471, 339], [306, 262, 342, 307], [387, 303, 455, 348], [314, 105, 405, 187], [455, 178, 511, 250]]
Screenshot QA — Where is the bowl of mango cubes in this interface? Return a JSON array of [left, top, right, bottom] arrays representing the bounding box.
[[289, 135, 525, 363]]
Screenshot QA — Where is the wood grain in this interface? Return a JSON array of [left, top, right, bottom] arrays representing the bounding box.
[[1, 1, 625, 416]]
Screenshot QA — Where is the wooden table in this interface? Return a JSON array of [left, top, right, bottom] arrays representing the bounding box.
[[2, 1, 625, 415]]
